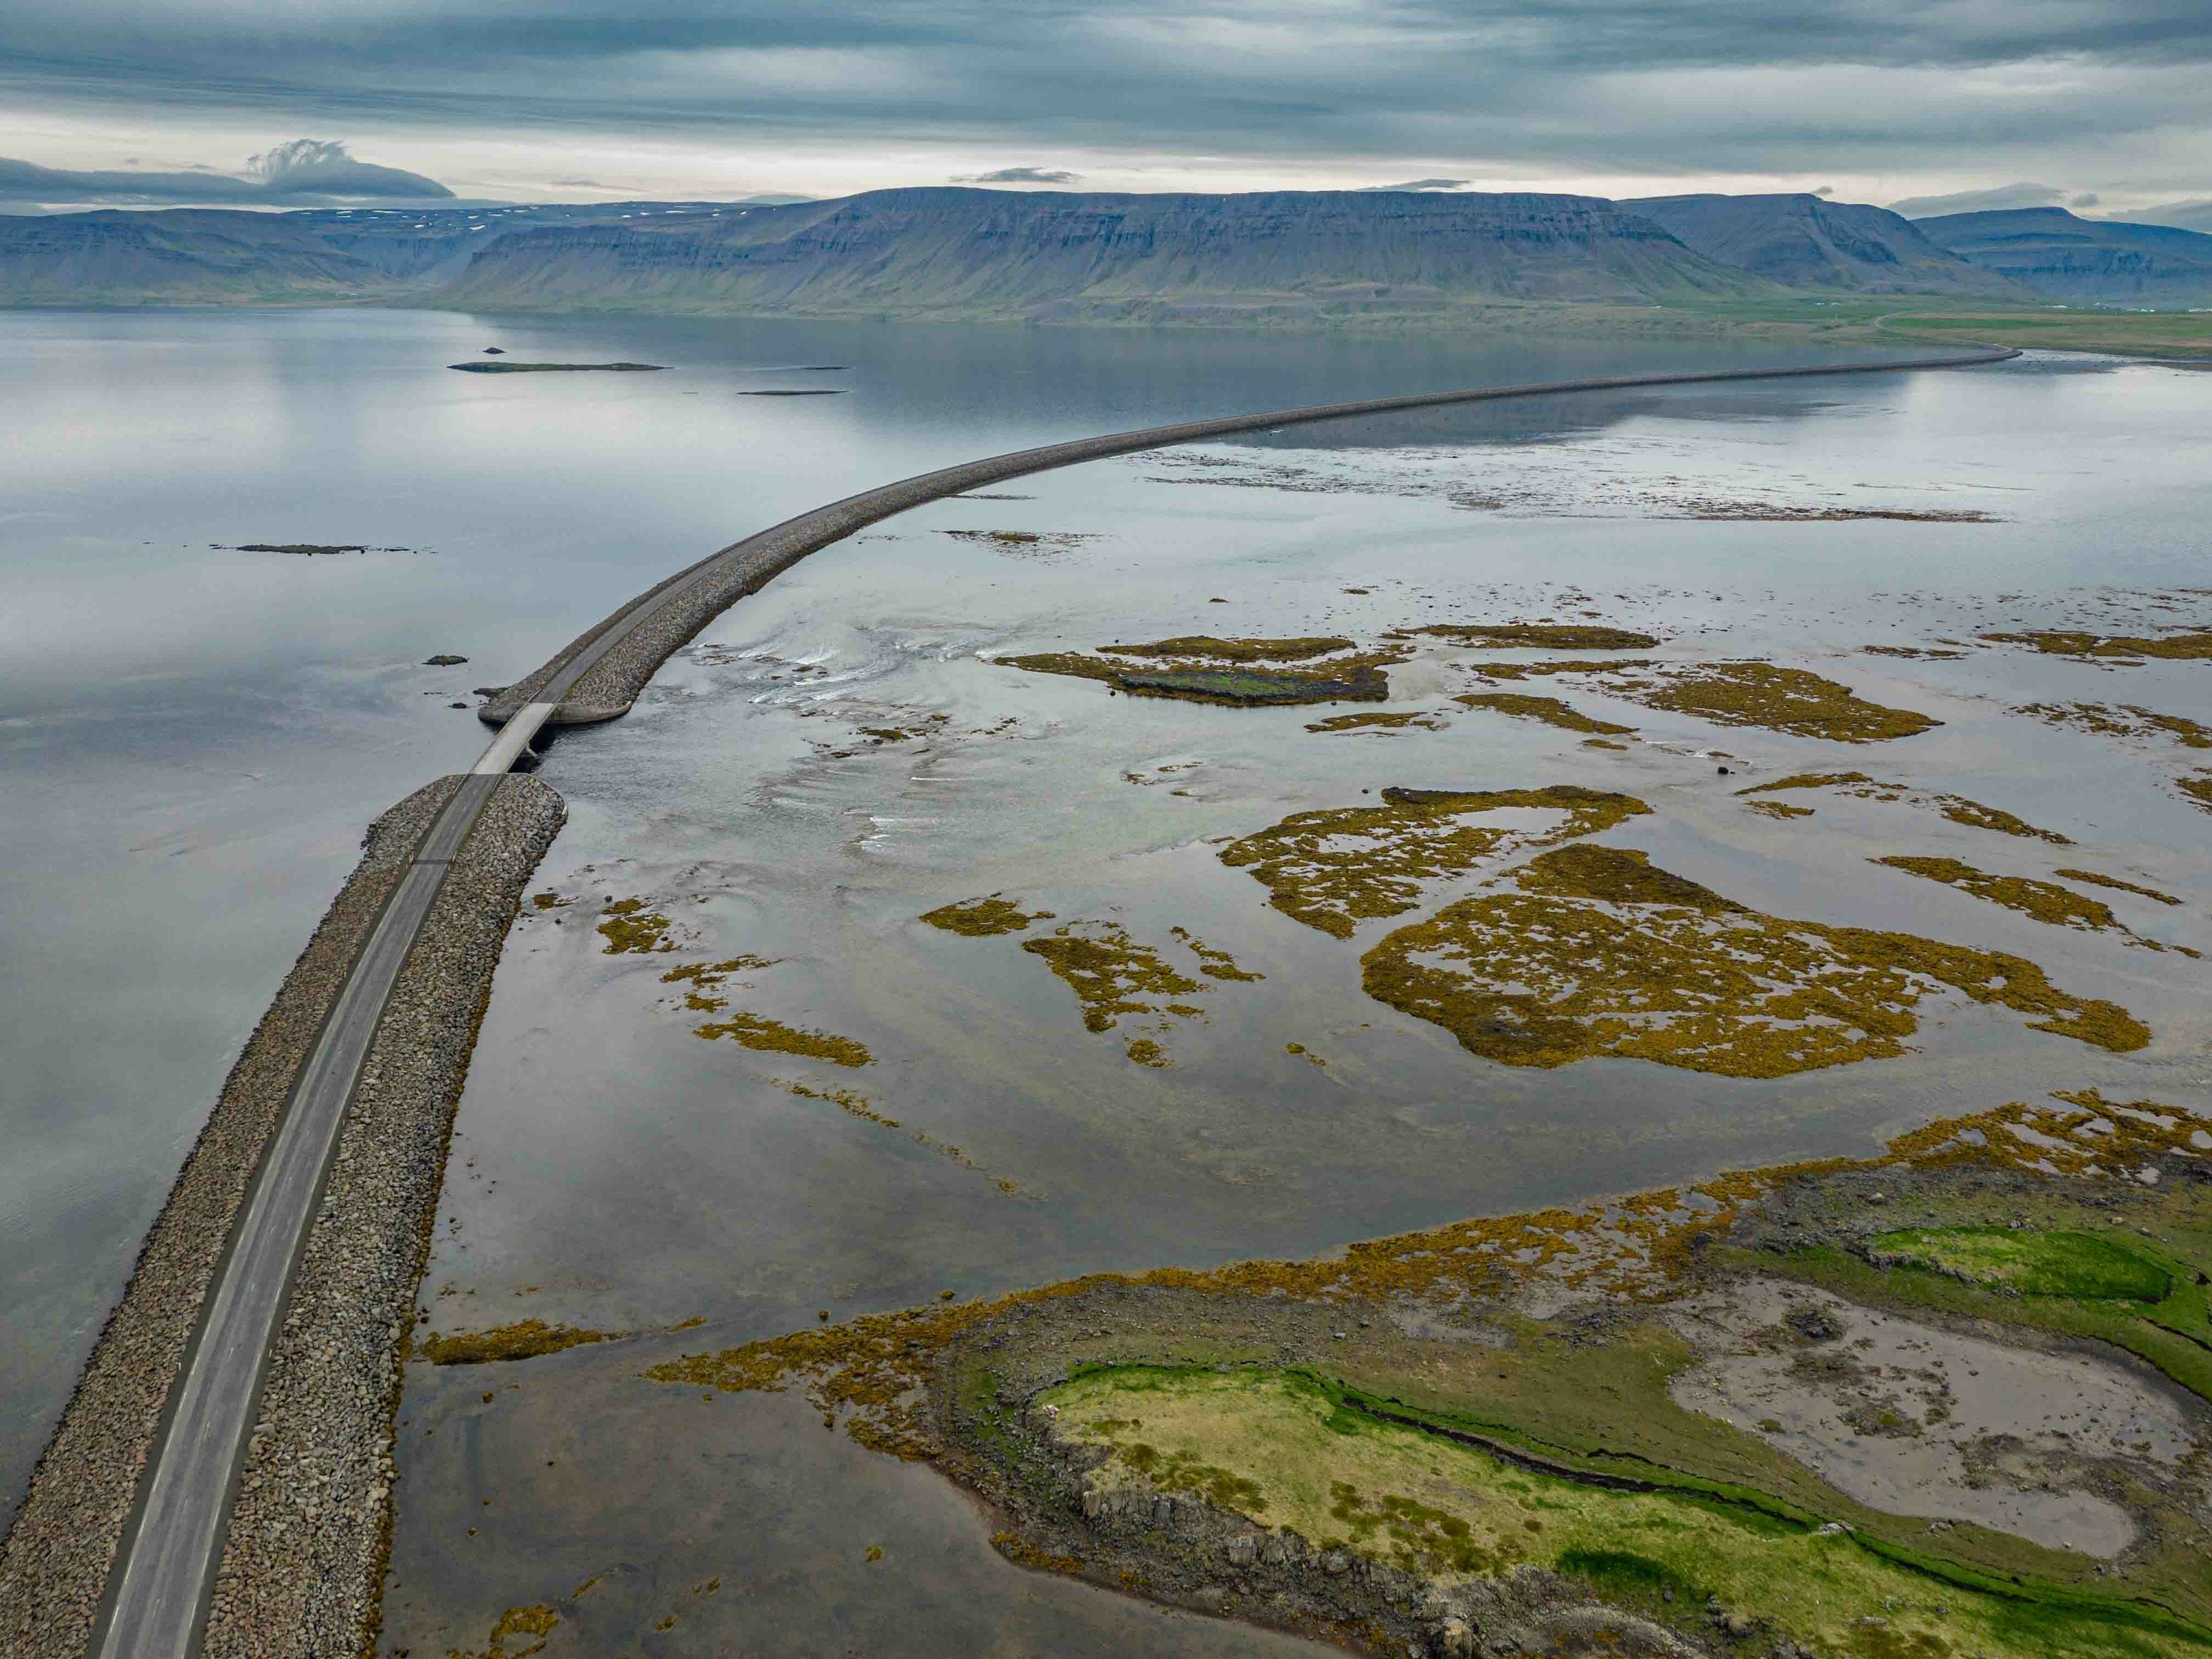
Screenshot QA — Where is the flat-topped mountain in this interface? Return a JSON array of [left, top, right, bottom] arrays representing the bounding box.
[[1628, 193, 2030, 298], [0, 209, 396, 303], [1913, 207, 2212, 308], [434, 188, 1776, 321], [4, 186, 2207, 318], [0, 201, 764, 302]]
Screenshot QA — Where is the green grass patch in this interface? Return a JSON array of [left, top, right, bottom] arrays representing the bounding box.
[[1878, 311, 2212, 360], [1044, 1365, 2211, 1657], [1870, 1226, 2174, 1302]]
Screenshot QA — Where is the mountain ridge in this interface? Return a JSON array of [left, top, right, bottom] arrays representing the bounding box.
[[1627, 193, 2031, 299], [3, 186, 2207, 318], [431, 187, 1778, 321], [1914, 207, 2212, 308]]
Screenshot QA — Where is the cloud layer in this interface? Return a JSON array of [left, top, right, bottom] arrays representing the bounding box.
[[0, 140, 450, 205], [0, 0, 2206, 204], [955, 165, 1081, 184]]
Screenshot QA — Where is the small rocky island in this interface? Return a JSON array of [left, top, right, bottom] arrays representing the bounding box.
[[447, 361, 668, 373]]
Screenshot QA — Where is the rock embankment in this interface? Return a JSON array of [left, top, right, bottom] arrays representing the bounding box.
[[479, 349, 2018, 735], [0, 778, 462, 1658], [0, 775, 564, 1659], [202, 774, 563, 1657]]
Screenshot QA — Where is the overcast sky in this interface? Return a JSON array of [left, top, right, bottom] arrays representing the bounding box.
[[3, 0, 2206, 208]]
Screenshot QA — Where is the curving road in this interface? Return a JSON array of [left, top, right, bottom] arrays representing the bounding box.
[[90, 345, 2016, 1659]]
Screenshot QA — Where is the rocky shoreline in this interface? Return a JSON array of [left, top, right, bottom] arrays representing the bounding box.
[[0, 775, 565, 1659]]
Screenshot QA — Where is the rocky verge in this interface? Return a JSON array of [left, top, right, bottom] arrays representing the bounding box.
[[0, 775, 565, 1659], [0, 779, 461, 1656], [200, 774, 563, 1657]]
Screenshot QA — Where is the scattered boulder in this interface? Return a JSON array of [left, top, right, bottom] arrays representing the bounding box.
[[423, 654, 468, 666], [1786, 1304, 1844, 1343]]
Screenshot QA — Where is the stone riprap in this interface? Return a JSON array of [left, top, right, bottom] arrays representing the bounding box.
[[4, 348, 2018, 1659], [480, 349, 2018, 730], [0, 778, 463, 1658], [202, 776, 563, 1658]]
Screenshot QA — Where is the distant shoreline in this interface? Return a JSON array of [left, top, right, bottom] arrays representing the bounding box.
[[5, 294, 2202, 360]]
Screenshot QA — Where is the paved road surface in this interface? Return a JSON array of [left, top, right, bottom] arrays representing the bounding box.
[[89, 346, 2015, 1659]]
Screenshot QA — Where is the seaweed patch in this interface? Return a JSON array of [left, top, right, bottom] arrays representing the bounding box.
[[1359, 844, 2148, 1076], [1220, 785, 1651, 940], [694, 1012, 873, 1067], [1739, 772, 2070, 843], [1407, 623, 1658, 651], [1304, 712, 1445, 734], [1100, 636, 1356, 663], [642, 1089, 2212, 1463], [1452, 692, 1635, 736], [1596, 662, 1940, 743], [660, 955, 779, 1012], [418, 1321, 620, 1366], [921, 896, 1054, 936], [1171, 927, 1263, 982], [445, 1603, 561, 1659], [2056, 870, 2182, 907], [775, 1080, 1027, 1196], [990, 918, 1266, 1063], [597, 898, 679, 955], [1465, 662, 1938, 742], [1871, 855, 2139, 936], [2014, 702, 2212, 751], [997, 635, 1406, 707], [1984, 629, 2212, 663]]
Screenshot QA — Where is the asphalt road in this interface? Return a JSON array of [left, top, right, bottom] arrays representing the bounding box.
[[87, 345, 2015, 1659]]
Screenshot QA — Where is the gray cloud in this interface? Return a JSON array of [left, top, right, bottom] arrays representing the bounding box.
[[0, 157, 253, 204], [0, 139, 450, 205], [1888, 182, 2069, 217], [2113, 200, 2212, 233], [248, 138, 449, 197], [1362, 178, 1468, 191], [955, 165, 1081, 184], [1, 1, 2208, 200]]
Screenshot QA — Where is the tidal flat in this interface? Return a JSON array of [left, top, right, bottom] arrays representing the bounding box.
[[372, 351, 2212, 1656]]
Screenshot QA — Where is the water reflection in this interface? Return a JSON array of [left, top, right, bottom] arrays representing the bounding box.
[[377, 353, 2210, 1651], [0, 305, 1900, 1513]]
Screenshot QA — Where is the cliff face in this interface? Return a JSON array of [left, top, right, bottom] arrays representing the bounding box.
[[1629, 194, 2031, 298], [0, 210, 398, 303], [0, 202, 740, 301], [1914, 208, 2212, 308], [8, 187, 2206, 319], [430, 188, 1780, 319]]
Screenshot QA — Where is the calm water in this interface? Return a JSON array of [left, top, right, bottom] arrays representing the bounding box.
[[3, 308, 2204, 1636], [2, 308, 1878, 1509], [380, 351, 2210, 1653]]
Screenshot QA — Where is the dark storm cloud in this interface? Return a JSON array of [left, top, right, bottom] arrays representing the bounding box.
[[3, 0, 2209, 192], [0, 141, 450, 205]]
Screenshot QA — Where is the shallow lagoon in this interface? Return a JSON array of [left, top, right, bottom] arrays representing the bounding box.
[[0, 306, 1886, 1509], [382, 353, 2211, 1653]]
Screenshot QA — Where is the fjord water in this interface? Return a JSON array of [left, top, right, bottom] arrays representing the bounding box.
[[370, 343, 2212, 1654], [0, 305, 1885, 1514], [0, 305, 2200, 1568]]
